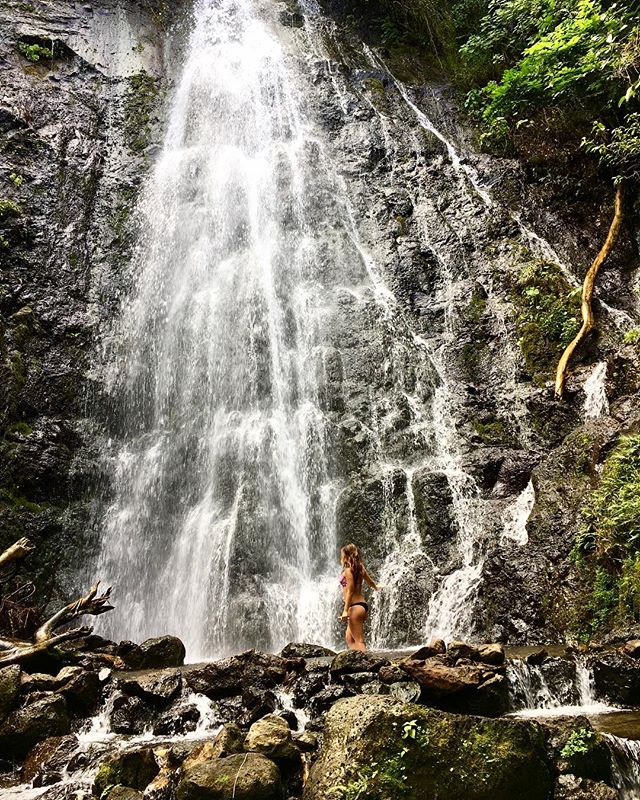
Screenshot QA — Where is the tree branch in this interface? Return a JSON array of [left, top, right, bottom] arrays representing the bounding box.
[[0, 538, 34, 571], [34, 583, 113, 643], [554, 182, 626, 398]]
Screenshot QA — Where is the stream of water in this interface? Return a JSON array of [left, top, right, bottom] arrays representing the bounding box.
[[97, 0, 345, 658]]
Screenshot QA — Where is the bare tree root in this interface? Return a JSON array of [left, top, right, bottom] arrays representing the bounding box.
[[0, 538, 114, 666], [554, 183, 626, 398]]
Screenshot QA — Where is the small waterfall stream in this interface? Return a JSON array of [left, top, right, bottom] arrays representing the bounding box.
[[507, 656, 613, 716], [607, 736, 640, 800]]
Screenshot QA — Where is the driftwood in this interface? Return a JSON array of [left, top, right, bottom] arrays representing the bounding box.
[[554, 183, 626, 397], [0, 537, 113, 666]]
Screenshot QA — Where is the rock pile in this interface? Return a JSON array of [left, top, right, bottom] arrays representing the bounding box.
[[1, 636, 639, 799]]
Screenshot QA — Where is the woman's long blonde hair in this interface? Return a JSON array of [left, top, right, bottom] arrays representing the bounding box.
[[341, 543, 363, 586]]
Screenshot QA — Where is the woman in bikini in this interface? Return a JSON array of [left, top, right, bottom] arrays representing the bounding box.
[[339, 543, 380, 651]]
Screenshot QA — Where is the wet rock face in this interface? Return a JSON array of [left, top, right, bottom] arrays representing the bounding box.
[[0, 693, 70, 760], [0, 0, 186, 601]]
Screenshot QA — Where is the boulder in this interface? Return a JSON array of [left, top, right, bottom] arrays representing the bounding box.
[[0, 694, 70, 760], [309, 685, 355, 714], [110, 694, 155, 735], [153, 701, 200, 736], [526, 649, 549, 666], [341, 671, 380, 689], [22, 734, 77, 785], [379, 664, 411, 684], [388, 680, 422, 704], [456, 674, 510, 717], [477, 644, 506, 666], [104, 788, 144, 800], [293, 731, 318, 752], [408, 644, 442, 660], [116, 641, 145, 670], [183, 724, 245, 770], [291, 671, 328, 707], [94, 748, 160, 796], [138, 636, 186, 668], [245, 714, 298, 760], [590, 651, 640, 705], [280, 643, 336, 659], [119, 669, 182, 703], [448, 641, 480, 662], [329, 650, 390, 676], [184, 651, 288, 699], [56, 667, 100, 716], [554, 775, 617, 800], [177, 752, 281, 800], [622, 640, 640, 659], [400, 658, 483, 696], [0, 665, 21, 721], [303, 696, 555, 800], [543, 717, 611, 783]]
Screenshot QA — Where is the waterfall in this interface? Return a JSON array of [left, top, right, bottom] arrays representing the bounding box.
[[501, 480, 535, 546], [584, 361, 609, 419], [95, 0, 542, 655], [507, 656, 613, 716], [606, 735, 640, 800], [96, 0, 341, 658]]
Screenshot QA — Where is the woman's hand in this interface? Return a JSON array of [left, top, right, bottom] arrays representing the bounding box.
[[340, 611, 349, 622]]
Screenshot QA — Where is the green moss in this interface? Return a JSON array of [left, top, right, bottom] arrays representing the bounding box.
[[467, 288, 487, 323], [17, 41, 53, 62], [624, 328, 640, 347], [0, 489, 48, 514], [511, 261, 581, 383], [9, 351, 26, 394], [363, 77, 390, 114], [0, 199, 22, 220], [5, 421, 32, 437], [123, 72, 159, 154], [571, 434, 640, 638]]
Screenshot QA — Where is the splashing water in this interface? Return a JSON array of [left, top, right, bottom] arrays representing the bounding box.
[[584, 361, 609, 420], [501, 480, 535, 546]]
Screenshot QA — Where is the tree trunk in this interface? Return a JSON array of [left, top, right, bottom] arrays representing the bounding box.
[[554, 183, 626, 398]]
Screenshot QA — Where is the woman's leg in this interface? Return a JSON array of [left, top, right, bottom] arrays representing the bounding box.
[[348, 605, 367, 652], [345, 624, 355, 649]]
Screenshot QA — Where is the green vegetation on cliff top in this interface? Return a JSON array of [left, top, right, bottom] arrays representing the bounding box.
[[347, 0, 639, 181]]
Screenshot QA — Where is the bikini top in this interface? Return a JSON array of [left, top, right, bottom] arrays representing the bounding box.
[[339, 573, 347, 587]]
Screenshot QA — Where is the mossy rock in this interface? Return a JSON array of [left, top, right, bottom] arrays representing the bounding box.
[[176, 752, 281, 800], [511, 261, 581, 382], [304, 696, 554, 800], [94, 748, 160, 796]]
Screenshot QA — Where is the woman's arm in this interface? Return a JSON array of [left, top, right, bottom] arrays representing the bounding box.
[[341, 568, 354, 619], [363, 567, 380, 591]]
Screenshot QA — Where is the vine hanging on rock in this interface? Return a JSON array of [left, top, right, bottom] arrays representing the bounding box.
[[554, 182, 626, 398]]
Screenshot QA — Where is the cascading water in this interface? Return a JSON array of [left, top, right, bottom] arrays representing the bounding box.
[[95, 0, 574, 656], [584, 360, 610, 419], [96, 0, 342, 657], [607, 735, 640, 800], [507, 655, 613, 716]]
